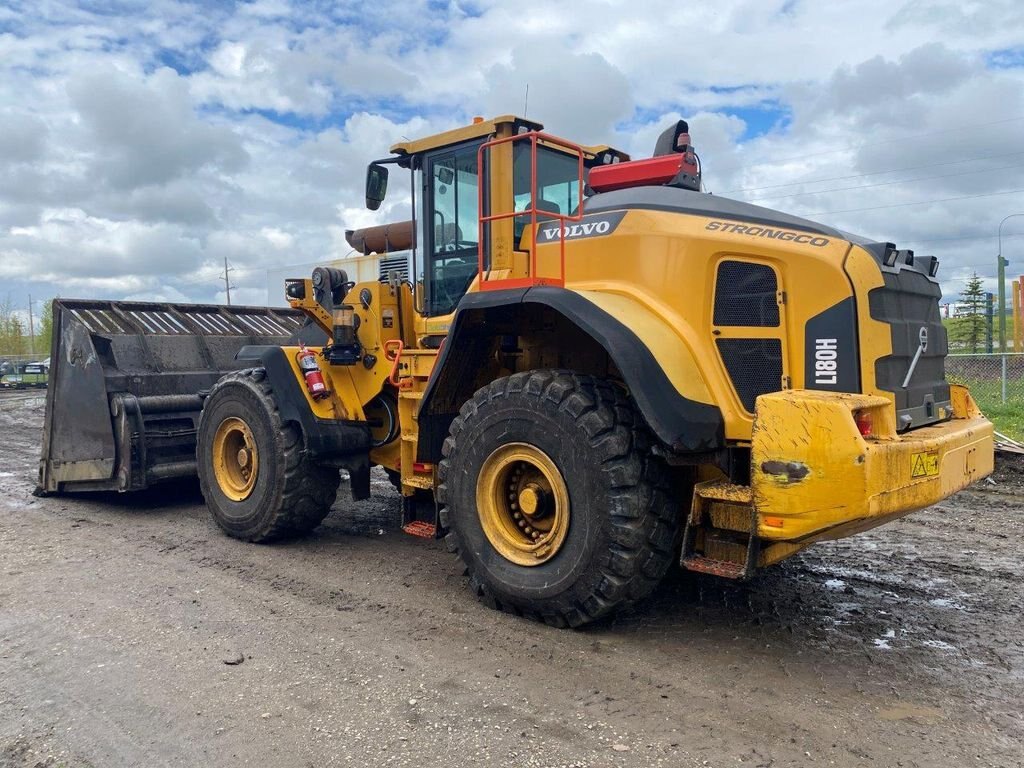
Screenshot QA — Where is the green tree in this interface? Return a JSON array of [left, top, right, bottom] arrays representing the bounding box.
[[0, 295, 26, 356], [949, 273, 987, 353], [37, 299, 54, 357]]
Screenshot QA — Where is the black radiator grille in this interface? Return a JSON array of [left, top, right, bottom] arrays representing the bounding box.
[[716, 338, 783, 412], [713, 261, 779, 327], [869, 257, 950, 429]]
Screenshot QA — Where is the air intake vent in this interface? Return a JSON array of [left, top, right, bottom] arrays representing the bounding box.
[[378, 252, 411, 283], [713, 261, 779, 327], [716, 338, 783, 412]]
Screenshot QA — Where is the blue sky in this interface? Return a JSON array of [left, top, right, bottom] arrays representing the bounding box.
[[1, 0, 1023, 314]]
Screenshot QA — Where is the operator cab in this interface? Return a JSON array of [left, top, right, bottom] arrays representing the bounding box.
[[363, 115, 629, 322]]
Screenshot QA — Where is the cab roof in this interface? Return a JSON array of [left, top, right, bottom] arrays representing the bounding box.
[[389, 115, 541, 156], [388, 115, 629, 161]]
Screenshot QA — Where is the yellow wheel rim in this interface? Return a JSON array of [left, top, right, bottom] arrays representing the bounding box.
[[212, 416, 259, 501], [476, 442, 570, 566]]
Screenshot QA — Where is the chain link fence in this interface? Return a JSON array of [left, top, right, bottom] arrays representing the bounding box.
[[945, 353, 1024, 440], [946, 353, 1024, 406]]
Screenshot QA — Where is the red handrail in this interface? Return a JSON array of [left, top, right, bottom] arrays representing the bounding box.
[[475, 131, 585, 291]]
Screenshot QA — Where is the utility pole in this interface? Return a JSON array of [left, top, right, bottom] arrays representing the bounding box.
[[223, 257, 234, 306], [986, 292, 994, 353], [998, 213, 1024, 351], [27, 294, 35, 356], [998, 252, 1008, 352]]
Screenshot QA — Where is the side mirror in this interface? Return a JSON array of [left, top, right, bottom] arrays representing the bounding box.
[[436, 166, 455, 185], [365, 163, 388, 210]]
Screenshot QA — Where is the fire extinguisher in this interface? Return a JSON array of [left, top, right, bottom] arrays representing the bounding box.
[[296, 344, 329, 400]]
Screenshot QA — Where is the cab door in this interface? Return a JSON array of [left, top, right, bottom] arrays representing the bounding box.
[[420, 141, 482, 317]]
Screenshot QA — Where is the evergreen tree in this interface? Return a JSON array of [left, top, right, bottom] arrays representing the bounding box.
[[949, 273, 987, 353]]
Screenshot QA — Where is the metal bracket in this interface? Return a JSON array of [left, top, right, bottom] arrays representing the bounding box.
[[901, 326, 929, 389]]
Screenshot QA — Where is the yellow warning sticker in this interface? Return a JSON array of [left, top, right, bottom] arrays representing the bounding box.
[[910, 450, 940, 478]]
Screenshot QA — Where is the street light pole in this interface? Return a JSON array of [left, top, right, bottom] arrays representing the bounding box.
[[998, 213, 1024, 352]]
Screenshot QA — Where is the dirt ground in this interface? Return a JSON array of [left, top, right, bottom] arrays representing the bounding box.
[[1, 390, 1021, 768]]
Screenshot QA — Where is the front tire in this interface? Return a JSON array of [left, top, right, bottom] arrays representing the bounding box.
[[197, 369, 340, 542], [437, 370, 678, 627]]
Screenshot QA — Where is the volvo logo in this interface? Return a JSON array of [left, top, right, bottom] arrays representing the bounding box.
[[536, 211, 626, 243]]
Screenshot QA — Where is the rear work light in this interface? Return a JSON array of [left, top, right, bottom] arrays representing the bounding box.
[[588, 119, 701, 193], [853, 410, 873, 437]]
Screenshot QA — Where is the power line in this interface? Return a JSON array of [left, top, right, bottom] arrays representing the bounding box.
[[744, 161, 1024, 203], [175, 266, 258, 288], [736, 115, 1024, 170], [721, 149, 1024, 195], [901, 232, 1024, 245], [806, 187, 1024, 216], [173, 274, 222, 288]]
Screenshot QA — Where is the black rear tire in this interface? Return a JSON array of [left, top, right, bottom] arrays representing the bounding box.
[[437, 370, 678, 628], [197, 369, 340, 542], [384, 468, 403, 493]]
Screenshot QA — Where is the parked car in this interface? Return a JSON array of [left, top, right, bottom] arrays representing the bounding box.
[[0, 362, 49, 389]]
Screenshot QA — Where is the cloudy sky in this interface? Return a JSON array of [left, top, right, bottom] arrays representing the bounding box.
[[1, 0, 1023, 317]]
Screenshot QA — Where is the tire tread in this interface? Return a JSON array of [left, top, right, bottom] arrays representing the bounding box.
[[199, 369, 339, 542], [437, 370, 678, 628]]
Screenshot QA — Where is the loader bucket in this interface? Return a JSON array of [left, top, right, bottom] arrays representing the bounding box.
[[39, 298, 308, 494]]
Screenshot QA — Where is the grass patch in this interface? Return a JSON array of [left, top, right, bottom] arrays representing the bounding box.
[[946, 377, 1024, 440], [976, 401, 1024, 440]]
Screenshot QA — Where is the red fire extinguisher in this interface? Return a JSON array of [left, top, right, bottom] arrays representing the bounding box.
[[296, 344, 329, 400]]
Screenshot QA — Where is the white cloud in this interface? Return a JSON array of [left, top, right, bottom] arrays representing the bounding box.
[[68, 65, 248, 190], [0, 0, 1022, 312]]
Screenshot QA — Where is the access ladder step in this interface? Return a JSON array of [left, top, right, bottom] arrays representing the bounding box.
[[401, 521, 437, 539], [680, 555, 748, 579], [695, 481, 753, 505], [682, 480, 760, 580]]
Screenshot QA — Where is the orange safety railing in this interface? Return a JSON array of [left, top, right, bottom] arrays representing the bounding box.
[[383, 339, 405, 386], [476, 131, 585, 291]]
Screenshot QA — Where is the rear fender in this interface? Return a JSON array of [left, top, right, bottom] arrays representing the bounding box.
[[417, 287, 724, 461]]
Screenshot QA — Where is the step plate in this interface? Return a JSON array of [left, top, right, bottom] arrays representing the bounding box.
[[401, 521, 437, 539], [682, 555, 748, 580]]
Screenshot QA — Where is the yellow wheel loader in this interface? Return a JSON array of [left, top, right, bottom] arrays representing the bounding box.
[[39, 115, 994, 627]]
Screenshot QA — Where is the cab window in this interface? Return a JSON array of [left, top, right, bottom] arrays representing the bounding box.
[[512, 143, 581, 243], [426, 145, 480, 316]]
